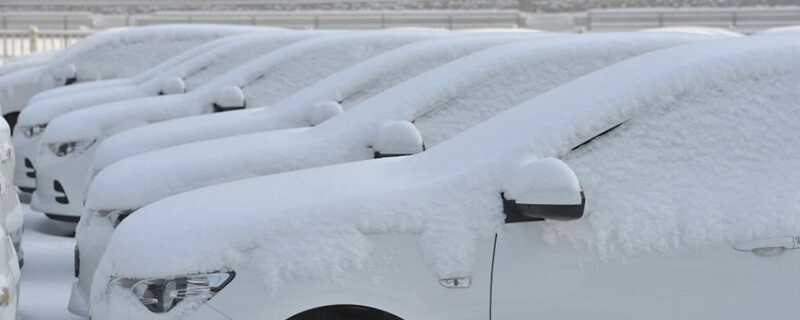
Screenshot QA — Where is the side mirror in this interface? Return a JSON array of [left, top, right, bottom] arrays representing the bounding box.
[[307, 101, 343, 126], [159, 77, 185, 95], [59, 64, 77, 86], [213, 86, 246, 112], [502, 158, 585, 223], [373, 120, 424, 158]]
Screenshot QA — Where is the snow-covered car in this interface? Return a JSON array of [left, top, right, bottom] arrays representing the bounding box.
[[641, 26, 744, 37], [0, 24, 261, 129], [89, 32, 553, 185], [74, 31, 710, 316], [91, 35, 800, 320], [13, 30, 325, 204], [0, 52, 51, 77], [32, 30, 447, 226], [0, 118, 23, 268], [0, 227, 19, 320]]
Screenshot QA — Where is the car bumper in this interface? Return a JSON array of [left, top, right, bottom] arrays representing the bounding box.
[[71, 213, 115, 317], [12, 134, 40, 197], [30, 149, 94, 219]]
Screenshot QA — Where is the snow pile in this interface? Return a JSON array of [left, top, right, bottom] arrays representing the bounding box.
[[159, 77, 185, 95], [93, 35, 800, 294], [87, 32, 708, 217]]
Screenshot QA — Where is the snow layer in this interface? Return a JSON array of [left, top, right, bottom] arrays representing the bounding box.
[[87, 32, 709, 211], [18, 30, 303, 127], [38, 25, 263, 87], [90, 33, 550, 171], [43, 30, 444, 143], [94, 35, 800, 294]]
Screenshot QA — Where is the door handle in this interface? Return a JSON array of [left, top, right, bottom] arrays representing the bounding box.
[[734, 236, 800, 257]]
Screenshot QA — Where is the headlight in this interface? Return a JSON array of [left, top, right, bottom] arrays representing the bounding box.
[[47, 139, 96, 157], [20, 123, 47, 138], [0, 287, 10, 307], [95, 208, 135, 228], [115, 271, 235, 314]]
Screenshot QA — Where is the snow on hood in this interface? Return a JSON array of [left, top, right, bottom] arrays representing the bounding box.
[[90, 33, 553, 171], [87, 32, 708, 212], [99, 35, 800, 286], [44, 30, 447, 144], [38, 25, 263, 89]]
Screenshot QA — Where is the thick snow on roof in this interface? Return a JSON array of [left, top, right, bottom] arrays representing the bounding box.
[[87, 32, 708, 212], [42, 30, 446, 142], [19, 31, 319, 127], [97, 36, 800, 288], [91, 33, 552, 171]]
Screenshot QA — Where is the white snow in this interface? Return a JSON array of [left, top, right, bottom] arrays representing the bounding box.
[[93, 35, 800, 298], [42, 30, 444, 143], [159, 77, 185, 95], [18, 30, 305, 127], [374, 120, 424, 155], [86, 32, 709, 212], [307, 100, 344, 126], [214, 86, 245, 108], [18, 206, 83, 320], [90, 33, 548, 171]]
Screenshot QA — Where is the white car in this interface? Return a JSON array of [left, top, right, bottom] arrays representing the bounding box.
[[74, 31, 709, 316], [91, 35, 800, 320], [0, 227, 19, 320], [0, 25, 260, 129], [31, 30, 446, 226], [0, 118, 23, 268], [0, 52, 52, 77], [13, 30, 325, 204], [90, 32, 551, 186]]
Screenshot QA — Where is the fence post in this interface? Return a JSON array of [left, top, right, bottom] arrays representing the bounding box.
[[29, 26, 39, 54]]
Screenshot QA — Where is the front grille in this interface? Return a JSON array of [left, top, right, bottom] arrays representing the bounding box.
[[24, 158, 36, 179], [53, 180, 69, 205]]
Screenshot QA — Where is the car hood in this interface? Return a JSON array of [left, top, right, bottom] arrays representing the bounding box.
[[42, 93, 205, 142], [19, 84, 146, 127]]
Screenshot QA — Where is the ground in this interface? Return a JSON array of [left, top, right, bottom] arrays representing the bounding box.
[[19, 205, 83, 320]]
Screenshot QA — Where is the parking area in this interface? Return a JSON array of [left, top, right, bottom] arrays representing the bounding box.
[[19, 206, 81, 320]]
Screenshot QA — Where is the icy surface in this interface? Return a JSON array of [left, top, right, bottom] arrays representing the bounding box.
[[87, 32, 708, 211], [95, 36, 800, 296]]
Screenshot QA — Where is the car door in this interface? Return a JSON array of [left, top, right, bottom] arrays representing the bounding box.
[[490, 124, 800, 319]]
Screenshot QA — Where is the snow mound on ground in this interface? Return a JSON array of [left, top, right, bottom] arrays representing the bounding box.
[[96, 36, 800, 298]]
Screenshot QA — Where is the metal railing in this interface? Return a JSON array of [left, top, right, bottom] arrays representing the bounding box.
[[0, 27, 93, 59], [577, 7, 800, 33]]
